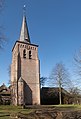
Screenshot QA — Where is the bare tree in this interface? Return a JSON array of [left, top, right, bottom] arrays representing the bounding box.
[[0, 0, 6, 49], [74, 49, 81, 76], [69, 87, 81, 104], [49, 62, 71, 105], [72, 48, 81, 91], [0, 0, 4, 11], [40, 77, 47, 88], [69, 87, 80, 96], [8, 65, 11, 84]]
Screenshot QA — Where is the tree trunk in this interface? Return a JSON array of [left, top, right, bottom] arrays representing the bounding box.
[[59, 81, 62, 105], [59, 87, 62, 104]]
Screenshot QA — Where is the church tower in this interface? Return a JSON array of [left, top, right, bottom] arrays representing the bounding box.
[[11, 12, 40, 105]]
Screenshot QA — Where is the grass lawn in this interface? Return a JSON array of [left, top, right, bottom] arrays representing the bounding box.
[[42, 104, 81, 113], [55, 104, 81, 109], [0, 105, 33, 119], [0, 105, 81, 118]]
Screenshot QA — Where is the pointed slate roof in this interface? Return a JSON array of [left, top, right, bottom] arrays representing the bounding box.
[[19, 14, 30, 43]]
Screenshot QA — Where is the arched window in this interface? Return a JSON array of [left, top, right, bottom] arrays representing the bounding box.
[[29, 50, 32, 59], [23, 49, 26, 58]]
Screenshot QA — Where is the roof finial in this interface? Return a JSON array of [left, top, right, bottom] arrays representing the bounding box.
[[23, 4, 26, 16]]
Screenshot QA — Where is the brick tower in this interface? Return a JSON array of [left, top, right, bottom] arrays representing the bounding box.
[[11, 13, 40, 105]]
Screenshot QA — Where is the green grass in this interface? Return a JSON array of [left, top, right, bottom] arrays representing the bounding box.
[[0, 105, 81, 118], [0, 105, 33, 119], [55, 104, 81, 108], [47, 104, 81, 111]]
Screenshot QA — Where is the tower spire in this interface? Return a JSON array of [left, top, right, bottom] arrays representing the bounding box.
[[19, 5, 30, 43]]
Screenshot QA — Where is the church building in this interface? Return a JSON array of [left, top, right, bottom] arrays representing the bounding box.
[[11, 13, 40, 105]]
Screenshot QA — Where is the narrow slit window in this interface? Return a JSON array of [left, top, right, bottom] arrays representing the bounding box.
[[23, 49, 26, 58], [29, 50, 32, 59]]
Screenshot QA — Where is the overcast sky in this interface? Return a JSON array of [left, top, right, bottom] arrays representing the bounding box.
[[0, 0, 81, 86]]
